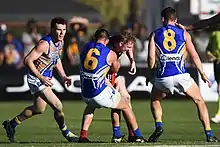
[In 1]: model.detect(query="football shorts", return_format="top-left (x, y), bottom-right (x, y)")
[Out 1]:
top-left (154, 73), bottom-right (194, 94)
top-left (27, 74), bottom-right (46, 94)
top-left (82, 86), bottom-right (121, 109)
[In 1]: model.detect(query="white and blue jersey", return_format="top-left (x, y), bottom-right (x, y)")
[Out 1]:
top-left (80, 42), bottom-right (111, 98)
top-left (154, 24), bottom-right (187, 78)
top-left (27, 34), bottom-right (62, 92)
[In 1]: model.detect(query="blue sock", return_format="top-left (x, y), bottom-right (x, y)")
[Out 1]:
top-left (113, 126), bottom-right (121, 137)
top-left (10, 116), bottom-right (22, 128)
top-left (133, 128), bottom-right (142, 137)
top-left (205, 130), bottom-right (213, 137)
top-left (155, 122), bottom-right (163, 128)
top-left (59, 124), bottom-right (69, 135)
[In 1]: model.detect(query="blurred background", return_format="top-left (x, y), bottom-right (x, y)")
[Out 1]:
top-left (0, 0), bottom-right (219, 101)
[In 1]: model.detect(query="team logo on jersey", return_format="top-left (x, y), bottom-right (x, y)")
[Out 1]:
top-left (160, 54), bottom-right (181, 62)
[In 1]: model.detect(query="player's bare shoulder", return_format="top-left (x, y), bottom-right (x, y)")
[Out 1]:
top-left (107, 50), bottom-right (117, 65)
top-left (35, 40), bottom-right (49, 52)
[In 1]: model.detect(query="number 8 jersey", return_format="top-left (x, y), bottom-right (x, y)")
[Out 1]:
top-left (80, 42), bottom-right (111, 98)
top-left (154, 24), bottom-right (187, 78)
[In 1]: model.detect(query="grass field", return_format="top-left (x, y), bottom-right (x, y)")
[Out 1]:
top-left (0, 100), bottom-right (220, 146)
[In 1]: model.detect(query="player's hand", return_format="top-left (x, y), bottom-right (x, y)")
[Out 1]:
top-left (128, 61), bottom-right (136, 75)
top-left (63, 76), bottom-right (72, 87)
top-left (201, 72), bottom-right (212, 88)
top-left (176, 23), bottom-right (186, 30)
top-left (40, 76), bottom-right (53, 87)
top-left (176, 23), bottom-right (193, 31)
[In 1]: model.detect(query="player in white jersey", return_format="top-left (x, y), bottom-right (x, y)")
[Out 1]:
top-left (2, 17), bottom-right (78, 143)
top-left (147, 7), bottom-right (219, 143)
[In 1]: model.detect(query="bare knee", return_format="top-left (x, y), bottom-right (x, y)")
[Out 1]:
top-left (151, 100), bottom-right (161, 108)
top-left (34, 108), bottom-right (45, 114)
top-left (193, 96), bottom-right (205, 105)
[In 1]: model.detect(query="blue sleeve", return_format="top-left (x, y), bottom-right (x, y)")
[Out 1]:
top-left (14, 40), bottom-right (23, 53)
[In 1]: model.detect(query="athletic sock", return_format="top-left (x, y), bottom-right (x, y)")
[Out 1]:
top-left (80, 129), bottom-right (88, 138)
top-left (113, 126), bottom-right (122, 137)
top-left (133, 128), bottom-right (142, 137)
top-left (205, 128), bottom-right (213, 137)
top-left (59, 124), bottom-right (69, 136)
top-left (10, 116), bottom-right (22, 128)
top-left (155, 121), bottom-right (163, 128)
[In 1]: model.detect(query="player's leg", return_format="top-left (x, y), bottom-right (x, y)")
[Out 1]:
top-left (185, 82), bottom-right (219, 142)
top-left (79, 103), bottom-right (96, 143)
top-left (111, 109), bottom-right (123, 142)
top-left (115, 90), bottom-right (145, 142)
top-left (116, 77), bottom-right (135, 141)
top-left (111, 77), bottom-right (125, 142)
top-left (211, 60), bottom-right (220, 123)
top-left (41, 87), bottom-right (78, 142)
top-left (148, 86), bottom-right (167, 142)
top-left (92, 86), bottom-right (144, 142)
top-left (2, 94), bottom-right (47, 143)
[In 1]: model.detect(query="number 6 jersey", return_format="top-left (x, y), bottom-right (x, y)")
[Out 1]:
top-left (154, 24), bottom-right (187, 78)
top-left (80, 42), bottom-right (111, 98)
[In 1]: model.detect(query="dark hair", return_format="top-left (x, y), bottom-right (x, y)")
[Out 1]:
top-left (93, 28), bottom-right (110, 41)
top-left (26, 19), bottom-right (37, 28)
top-left (161, 7), bottom-right (177, 22)
top-left (50, 17), bottom-right (67, 29)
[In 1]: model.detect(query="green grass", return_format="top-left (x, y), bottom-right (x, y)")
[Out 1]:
top-left (0, 100), bottom-right (220, 146)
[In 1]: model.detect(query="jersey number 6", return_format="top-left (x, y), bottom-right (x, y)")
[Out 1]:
top-left (84, 48), bottom-right (100, 70)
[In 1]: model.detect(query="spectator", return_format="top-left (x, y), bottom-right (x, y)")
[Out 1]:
top-left (67, 36), bottom-right (79, 65)
top-left (22, 19), bottom-right (41, 56)
top-left (135, 24), bottom-right (149, 63)
top-left (63, 16), bottom-right (88, 65)
top-left (132, 21), bottom-right (140, 37)
top-left (4, 32), bottom-right (23, 68)
top-left (0, 24), bottom-right (7, 65)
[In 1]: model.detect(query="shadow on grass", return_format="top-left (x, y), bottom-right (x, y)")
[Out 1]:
top-left (0, 140), bottom-right (106, 144)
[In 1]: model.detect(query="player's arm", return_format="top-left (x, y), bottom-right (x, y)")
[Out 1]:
top-left (148, 32), bottom-right (156, 69)
top-left (24, 40), bottom-right (48, 80)
top-left (24, 40), bottom-right (53, 86)
top-left (126, 47), bottom-right (136, 75)
top-left (55, 40), bottom-right (67, 79)
top-left (55, 58), bottom-right (72, 87)
top-left (107, 50), bottom-right (120, 73)
top-left (185, 31), bottom-right (211, 87)
top-left (55, 58), bottom-right (67, 79)
top-left (146, 32), bottom-right (156, 86)
top-left (186, 13), bottom-right (220, 30)
top-left (185, 31), bottom-right (204, 74)
top-left (126, 47), bottom-right (135, 63)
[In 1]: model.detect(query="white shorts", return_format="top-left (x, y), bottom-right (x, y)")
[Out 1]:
top-left (82, 86), bottom-right (121, 109)
top-left (27, 74), bottom-right (46, 94)
top-left (154, 73), bottom-right (194, 94)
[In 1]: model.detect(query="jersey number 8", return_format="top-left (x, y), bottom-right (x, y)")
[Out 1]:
top-left (163, 29), bottom-right (176, 51)
top-left (84, 48), bottom-right (100, 70)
